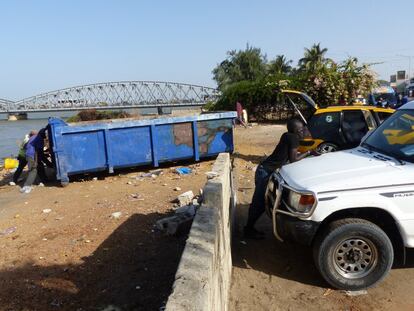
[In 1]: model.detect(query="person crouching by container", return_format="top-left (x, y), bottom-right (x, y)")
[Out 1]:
top-left (9, 131), bottom-right (37, 186)
top-left (243, 118), bottom-right (311, 239)
top-left (20, 128), bottom-right (47, 194)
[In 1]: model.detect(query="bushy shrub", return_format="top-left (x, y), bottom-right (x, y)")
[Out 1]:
top-left (66, 109), bottom-right (131, 122)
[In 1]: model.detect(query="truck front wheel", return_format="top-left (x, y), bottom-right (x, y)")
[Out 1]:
top-left (314, 218), bottom-right (394, 290)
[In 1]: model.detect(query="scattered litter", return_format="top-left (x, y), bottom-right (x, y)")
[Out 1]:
top-left (156, 212), bottom-right (194, 235)
top-left (14, 214), bottom-right (20, 219)
top-left (101, 305), bottom-right (122, 311)
top-left (93, 228), bottom-right (98, 231)
top-left (127, 181), bottom-right (133, 185)
top-left (42, 209), bottom-right (52, 214)
top-left (38, 182), bottom-right (45, 187)
top-left (174, 187), bottom-right (181, 191)
top-left (162, 183), bottom-right (168, 186)
top-left (323, 288), bottom-right (333, 296)
top-left (175, 167), bottom-right (192, 175)
top-left (344, 290), bottom-right (368, 296)
top-left (150, 169), bottom-right (163, 176)
top-left (177, 190), bottom-right (194, 207)
top-left (92, 177), bottom-right (98, 181)
top-left (39, 256), bottom-right (45, 260)
top-left (85, 239), bottom-right (91, 243)
top-left (55, 216), bottom-right (64, 221)
top-left (140, 172), bottom-right (153, 178)
top-left (0, 226), bottom-right (17, 236)
top-left (240, 240), bottom-right (247, 245)
top-left (42, 238), bottom-right (48, 241)
top-left (24, 202), bottom-right (28, 205)
top-left (135, 285), bottom-right (141, 290)
top-left (111, 212), bottom-right (122, 219)
top-left (205, 171), bottom-right (218, 179)
top-left (50, 299), bottom-right (62, 307)
top-left (174, 204), bottom-right (196, 216)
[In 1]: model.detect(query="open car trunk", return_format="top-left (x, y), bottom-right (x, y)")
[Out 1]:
top-left (281, 90), bottom-right (318, 125)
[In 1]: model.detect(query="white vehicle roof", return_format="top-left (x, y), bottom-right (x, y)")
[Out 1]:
top-left (399, 101), bottom-right (414, 110)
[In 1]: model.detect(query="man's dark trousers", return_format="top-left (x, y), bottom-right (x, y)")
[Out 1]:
top-left (13, 155), bottom-right (28, 183)
top-left (246, 164), bottom-right (273, 229)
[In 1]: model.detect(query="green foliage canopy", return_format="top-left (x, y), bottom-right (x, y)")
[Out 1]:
top-left (211, 43), bottom-right (378, 119)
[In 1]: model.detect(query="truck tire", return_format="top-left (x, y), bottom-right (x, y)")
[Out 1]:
top-left (313, 218), bottom-right (393, 290)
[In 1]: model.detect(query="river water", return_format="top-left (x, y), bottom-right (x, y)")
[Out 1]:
top-left (0, 111), bottom-right (78, 163)
top-left (0, 119), bottom-right (50, 162)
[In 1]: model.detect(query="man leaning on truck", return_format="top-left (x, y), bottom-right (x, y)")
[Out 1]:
top-left (244, 118), bottom-right (310, 239)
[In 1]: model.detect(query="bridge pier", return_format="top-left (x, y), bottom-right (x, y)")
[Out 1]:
top-left (8, 113), bottom-right (27, 121)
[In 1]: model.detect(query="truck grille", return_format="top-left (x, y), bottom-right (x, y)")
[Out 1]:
top-left (266, 173), bottom-right (289, 213)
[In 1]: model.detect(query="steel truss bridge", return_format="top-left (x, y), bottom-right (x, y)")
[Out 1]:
top-left (0, 81), bottom-right (219, 113)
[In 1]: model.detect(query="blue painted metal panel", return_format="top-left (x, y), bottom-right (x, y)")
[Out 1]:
top-left (198, 119), bottom-right (234, 156)
top-left (108, 127), bottom-right (152, 167)
top-left (156, 123), bottom-right (194, 162)
top-left (61, 131), bottom-right (107, 173)
top-left (48, 111), bottom-right (236, 183)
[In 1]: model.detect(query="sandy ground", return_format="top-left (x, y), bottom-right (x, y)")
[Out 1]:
top-left (3, 124), bottom-right (414, 311)
top-left (0, 160), bottom-right (214, 311)
top-left (230, 124), bottom-right (414, 311)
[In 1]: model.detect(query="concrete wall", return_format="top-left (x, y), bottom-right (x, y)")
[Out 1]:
top-left (166, 153), bottom-right (233, 311)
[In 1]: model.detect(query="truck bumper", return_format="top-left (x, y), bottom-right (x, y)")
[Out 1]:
top-left (275, 214), bottom-right (320, 246)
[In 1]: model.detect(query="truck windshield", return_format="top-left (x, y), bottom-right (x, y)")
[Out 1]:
top-left (362, 109), bottom-right (414, 163)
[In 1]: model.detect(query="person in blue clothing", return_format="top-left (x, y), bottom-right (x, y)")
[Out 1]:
top-left (20, 128), bottom-right (48, 193)
top-left (9, 131), bottom-right (37, 186)
top-left (244, 118), bottom-right (311, 239)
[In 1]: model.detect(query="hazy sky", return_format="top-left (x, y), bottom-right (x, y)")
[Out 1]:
top-left (1, 0), bottom-right (413, 100)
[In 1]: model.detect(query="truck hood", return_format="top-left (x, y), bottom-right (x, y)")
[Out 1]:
top-left (279, 147), bottom-right (414, 193)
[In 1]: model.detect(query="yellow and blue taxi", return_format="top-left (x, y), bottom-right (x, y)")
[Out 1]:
top-left (281, 90), bottom-right (395, 153)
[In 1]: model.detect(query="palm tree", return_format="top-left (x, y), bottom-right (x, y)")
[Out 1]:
top-left (268, 55), bottom-right (293, 75)
top-left (299, 43), bottom-right (329, 71)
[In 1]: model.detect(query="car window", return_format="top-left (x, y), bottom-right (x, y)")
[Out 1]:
top-left (308, 112), bottom-right (340, 138)
top-left (342, 110), bottom-right (368, 144)
top-left (364, 110), bottom-right (414, 162)
top-left (376, 111), bottom-right (393, 123)
top-left (362, 110), bottom-right (376, 130)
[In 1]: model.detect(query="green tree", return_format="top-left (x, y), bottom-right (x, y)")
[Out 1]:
top-left (209, 44), bottom-right (377, 119)
top-left (268, 55), bottom-right (293, 75)
top-left (212, 44), bottom-right (267, 90)
top-left (298, 43), bottom-right (330, 71)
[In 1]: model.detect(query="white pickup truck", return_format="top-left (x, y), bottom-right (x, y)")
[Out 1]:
top-left (265, 102), bottom-right (414, 290)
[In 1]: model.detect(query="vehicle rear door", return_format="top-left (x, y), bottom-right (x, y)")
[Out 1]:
top-left (308, 111), bottom-right (344, 145)
top-left (341, 110), bottom-right (369, 148)
top-left (281, 90), bottom-right (318, 125)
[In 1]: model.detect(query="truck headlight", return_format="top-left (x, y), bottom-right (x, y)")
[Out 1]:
top-left (287, 191), bottom-right (316, 214)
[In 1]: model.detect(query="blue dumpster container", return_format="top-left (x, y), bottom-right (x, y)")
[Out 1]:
top-left (48, 112), bottom-right (236, 185)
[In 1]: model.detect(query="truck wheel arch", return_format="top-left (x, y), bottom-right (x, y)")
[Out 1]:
top-left (313, 207), bottom-right (406, 266)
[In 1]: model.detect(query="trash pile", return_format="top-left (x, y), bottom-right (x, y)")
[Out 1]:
top-left (155, 189), bottom-right (203, 236)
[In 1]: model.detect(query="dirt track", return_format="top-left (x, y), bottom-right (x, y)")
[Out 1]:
top-left (2, 124), bottom-right (414, 311)
top-left (230, 124), bottom-right (414, 311)
top-left (0, 161), bottom-right (213, 311)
